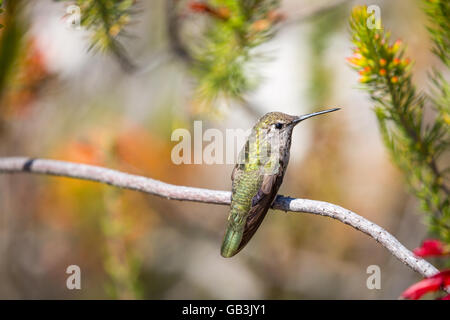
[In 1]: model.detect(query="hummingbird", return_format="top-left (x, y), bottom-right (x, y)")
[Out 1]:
top-left (221, 108), bottom-right (340, 258)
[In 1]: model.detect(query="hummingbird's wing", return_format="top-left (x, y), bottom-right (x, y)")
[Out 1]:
top-left (222, 136), bottom-right (282, 257)
top-left (237, 171), bottom-right (281, 252)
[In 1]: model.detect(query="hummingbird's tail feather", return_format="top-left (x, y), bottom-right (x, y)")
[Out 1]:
top-left (220, 228), bottom-right (243, 258)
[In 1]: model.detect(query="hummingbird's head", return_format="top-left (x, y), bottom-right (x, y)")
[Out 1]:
top-left (252, 108), bottom-right (340, 156)
top-left (243, 108), bottom-right (339, 172)
top-left (256, 108), bottom-right (340, 133)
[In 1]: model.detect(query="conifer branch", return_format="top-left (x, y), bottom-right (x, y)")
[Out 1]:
top-left (174, 0), bottom-right (282, 110)
top-left (59, 0), bottom-right (137, 72)
top-left (347, 5), bottom-right (450, 243)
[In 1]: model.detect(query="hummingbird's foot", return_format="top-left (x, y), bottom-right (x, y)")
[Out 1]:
top-left (272, 194), bottom-right (288, 213)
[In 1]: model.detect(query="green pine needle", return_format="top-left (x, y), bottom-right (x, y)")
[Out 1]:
top-left (189, 0), bottom-right (281, 110)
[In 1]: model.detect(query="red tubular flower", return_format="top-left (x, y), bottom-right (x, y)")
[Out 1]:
top-left (413, 239), bottom-right (448, 257)
top-left (189, 1), bottom-right (210, 13)
top-left (401, 270), bottom-right (450, 300)
top-left (189, 1), bottom-right (230, 20)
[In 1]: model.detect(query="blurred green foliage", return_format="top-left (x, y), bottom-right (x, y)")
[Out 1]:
top-left (0, 0), bottom-right (4, 29)
top-left (307, 6), bottom-right (346, 107)
top-left (0, 0), bottom-right (25, 104)
top-left (424, 0), bottom-right (449, 66)
top-left (348, 5), bottom-right (450, 243)
top-left (188, 0), bottom-right (281, 108)
top-left (57, 0), bottom-right (136, 71)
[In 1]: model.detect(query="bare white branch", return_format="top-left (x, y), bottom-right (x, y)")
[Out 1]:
top-left (0, 157), bottom-right (439, 278)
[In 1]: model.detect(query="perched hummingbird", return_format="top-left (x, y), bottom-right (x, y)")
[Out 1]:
top-left (221, 108), bottom-right (340, 258)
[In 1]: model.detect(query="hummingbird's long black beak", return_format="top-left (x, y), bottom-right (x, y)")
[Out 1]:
top-left (292, 107), bottom-right (340, 125)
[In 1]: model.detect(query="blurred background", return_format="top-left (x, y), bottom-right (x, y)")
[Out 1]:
top-left (0, 0), bottom-right (444, 299)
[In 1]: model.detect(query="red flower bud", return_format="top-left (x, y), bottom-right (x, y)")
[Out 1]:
top-left (189, 1), bottom-right (230, 20)
top-left (392, 39), bottom-right (402, 52)
top-left (401, 270), bottom-right (450, 300)
top-left (413, 239), bottom-right (448, 257)
top-left (359, 75), bottom-right (371, 83)
top-left (189, 1), bottom-right (209, 12)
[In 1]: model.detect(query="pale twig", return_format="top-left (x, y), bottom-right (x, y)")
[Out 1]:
top-left (0, 157), bottom-right (440, 278)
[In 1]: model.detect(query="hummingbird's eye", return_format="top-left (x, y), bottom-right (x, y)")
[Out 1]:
top-left (275, 123), bottom-right (283, 129)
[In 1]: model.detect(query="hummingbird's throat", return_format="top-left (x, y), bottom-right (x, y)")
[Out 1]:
top-left (236, 126), bottom-right (289, 175)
